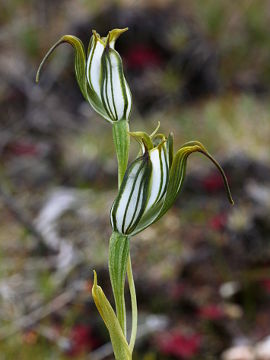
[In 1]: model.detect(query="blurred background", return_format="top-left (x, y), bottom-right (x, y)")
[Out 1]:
top-left (1, 0), bottom-right (270, 359)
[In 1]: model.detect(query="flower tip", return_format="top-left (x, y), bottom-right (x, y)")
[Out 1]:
top-left (35, 71), bottom-right (40, 84)
top-left (93, 270), bottom-right (97, 287)
top-left (92, 30), bottom-right (103, 43)
top-left (150, 121), bottom-right (161, 138)
top-left (108, 28), bottom-right (128, 44)
top-left (110, 27), bottom-right (128, 35)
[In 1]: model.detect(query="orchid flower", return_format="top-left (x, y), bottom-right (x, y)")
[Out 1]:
top-left (111, 126), bottom-right (234, 236)
top-left (36, 28), bottom-right (132, 123)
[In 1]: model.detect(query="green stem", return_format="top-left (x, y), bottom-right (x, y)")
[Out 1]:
top-left (111, 118), bottom-right (138, 355)
top-left (109, 232), bottom-right (130, 336)
top-left (127, 254), bottom-right (138, 353)
top-left (112, 119), bottom-right (130, 187)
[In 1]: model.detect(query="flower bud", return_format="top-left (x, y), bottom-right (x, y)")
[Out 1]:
top-left (110, 150), bottom-right (152, 235)
top-left (111, 132), bottom-right (170, 235)
top-left (36, 29), bottom-right (131, 123)
top-left (111, 129), bottom-right (234, 236)
top-left (87, 29), bottom-right (132, 122)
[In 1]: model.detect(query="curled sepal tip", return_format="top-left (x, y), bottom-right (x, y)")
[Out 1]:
top-left (36, 35), bottom-right (88, 100)
top-left (92, 271), bottom-right (131, 360)
top-left (158, 141), bottom-right (234, 221)
top-left (107, 28), bottom-right (129, 48)
top-left (179, 141), bottom-right (234, 205)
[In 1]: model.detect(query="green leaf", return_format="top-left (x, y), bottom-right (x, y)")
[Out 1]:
top-left (92, 271), bottom-right (131, 360)
top-left (108, 231), bottom-right (130, 336)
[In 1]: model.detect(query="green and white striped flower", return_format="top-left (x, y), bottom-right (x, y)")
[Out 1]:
top-left (111, 128), bottom-right (234, 236)
top-left (36, 28), bottom-right (131, 123)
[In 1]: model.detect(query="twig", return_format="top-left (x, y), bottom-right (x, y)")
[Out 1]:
top-left (0, 281), bottom-right (85, 341)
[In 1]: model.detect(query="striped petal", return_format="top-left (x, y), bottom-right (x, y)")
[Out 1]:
top-left (110, 151), bottom-right (152, 235)
top-left (86, 33), bottom-right (112, 121)
top-left (101, 46), bottom-right (132, 121)
top-left (86, 33), bottom-right (105, 99)
top-left (144, 141), bottom-right (169, 212)
top-left (111, 132), bottom-right (170, 236)
top-left (86, 28), bottom-right (131, 123)
top-left (128, 137), bottom-right (169, 236)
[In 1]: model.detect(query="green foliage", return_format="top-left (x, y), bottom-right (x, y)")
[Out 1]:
top-left (92, 271), bottom-right (131, 360)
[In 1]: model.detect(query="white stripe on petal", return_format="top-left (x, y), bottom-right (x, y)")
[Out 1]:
top-left (124, 80), bottom-right (132, 120)
top-left (130, 183), bottom-right (143, 230)
top-left (102, 50), bottom-right (132, 121)
top-left (113, 162), bottom-right (142, 232)
top-left (122, 170), bottom-right (144, 233)
top-left (109, 51), bottom-right (125, 120)
top-left (145, 148), bottom-right (162, 212)
top-left (145, 144), bottom-right (169, 212)
top-left (86, 39), bottom-right (104, 98)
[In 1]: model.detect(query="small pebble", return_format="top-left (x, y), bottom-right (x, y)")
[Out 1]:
top-left (221, 345), bottom-right (255, 360)
top-left (255, 336), bottom-right (270, 360)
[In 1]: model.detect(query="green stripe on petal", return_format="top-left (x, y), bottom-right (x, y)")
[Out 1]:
top-left (167, 132), bottom-right (174, 168)
top-left (86, 33), bottom-right (113, 122)
top-left (86, 33), bottom-right (104, 99)
top-left (144, 143), bottom-right (169, 212)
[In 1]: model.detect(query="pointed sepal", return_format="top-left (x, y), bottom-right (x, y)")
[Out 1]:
top-left (158, 141), bottom-right (234, 220)
top-left (36, 35), bottom-right (88, 100)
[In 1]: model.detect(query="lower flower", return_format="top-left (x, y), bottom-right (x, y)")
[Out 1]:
top-left (111, 127), bottom-right (233, 236)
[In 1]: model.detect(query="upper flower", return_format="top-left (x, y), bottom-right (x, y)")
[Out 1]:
top-left (36, 28), bottom-right (132, 123)
top-left (110, 126), bottom-right (234, 236)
